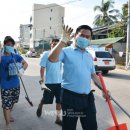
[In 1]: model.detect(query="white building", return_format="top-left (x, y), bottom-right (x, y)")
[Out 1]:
top-left (19, 24), bottom-right (30, 48)
top-left (30, 3), bottom-right (65, 48)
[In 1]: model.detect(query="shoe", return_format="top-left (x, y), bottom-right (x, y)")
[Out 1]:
top-left (36, 105), bottom-right (42, 117)
top-left (55, 119), bottom-right (62, 126)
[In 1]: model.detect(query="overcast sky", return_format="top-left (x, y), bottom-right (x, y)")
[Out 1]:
top-left (0, 0), bottom-right (128, 41)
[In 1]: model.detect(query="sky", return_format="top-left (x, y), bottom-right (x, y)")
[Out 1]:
top-left (0, 0), bottom-right (128, 42)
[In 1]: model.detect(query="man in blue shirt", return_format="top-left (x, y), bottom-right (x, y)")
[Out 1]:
top-left (49, 25), bottom-right (107, 130)
top-left (36, 39), bottom-right (62, 126)
top-left (0, 36), bottom-right (28, 130)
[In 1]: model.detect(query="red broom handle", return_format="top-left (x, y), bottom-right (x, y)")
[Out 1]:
top-left (98, 73), bottom-right (119, 126)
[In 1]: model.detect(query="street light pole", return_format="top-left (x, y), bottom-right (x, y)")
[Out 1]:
top-left (126, 0), bottom-right (130, 69)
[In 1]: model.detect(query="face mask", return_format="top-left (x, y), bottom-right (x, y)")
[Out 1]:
top-left (4, 46), bottom-right (14, 53)
top-left (76, 36), bottom-right (90, 49)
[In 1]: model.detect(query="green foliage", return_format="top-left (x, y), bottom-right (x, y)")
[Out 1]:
top-left (93, 0), bottom-right (119, 27)
top-left (17, 47), bottom-right (28, 54)
top-left (108, 2), bottom-right (128, 38)
top-left (108, 26), bottom-right (125, 37)
top-left (122, 3), bottom-right (128, 19)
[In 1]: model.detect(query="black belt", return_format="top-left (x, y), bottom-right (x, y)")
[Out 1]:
top-left (63, 88), bottom-right (95, 97)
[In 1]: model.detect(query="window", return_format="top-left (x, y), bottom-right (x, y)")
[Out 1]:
top-left (50, 17), bottom-right (52, 21)
top-left (30, 16), bottom-right (32, 23)
top-left (50, 26), bottom-right (51, 29)
top-left (62, 17), bottom-right (64, 24)
top-left (51, 9), bottom-right (53, 12)
top-left (30, 33), bottom-right (32, 38)
top-left (96, 52), bottom-right (112, 58)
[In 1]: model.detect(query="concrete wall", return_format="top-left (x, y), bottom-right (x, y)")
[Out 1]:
top-left (113, 42), bottom-right (126, 65)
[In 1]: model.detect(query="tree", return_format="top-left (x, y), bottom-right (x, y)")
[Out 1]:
top-left (93, 0), bottom-right (119, 27)
top-left (108, 2), bottom-right (128, 38)
top-left (108, 25), bottom-right (124, 37)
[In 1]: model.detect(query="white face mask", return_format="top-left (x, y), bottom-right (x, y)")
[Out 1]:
top-left (76, 36), bottom-right (90, 49)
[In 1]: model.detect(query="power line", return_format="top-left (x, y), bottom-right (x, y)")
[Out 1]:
top-left (33, 0), bottom-right (82, 11)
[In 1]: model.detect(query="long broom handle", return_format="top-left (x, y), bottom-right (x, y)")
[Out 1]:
top-left (98, 73), bottom-right (119, 126)
top-left (96, 73), bottom-right (130, 119)
top-left (111, 96), bottom-right (130, 118)
top-left (11, 53), bottom-right (30, 98)
top-left (11, 53), bottom-right (33, 106)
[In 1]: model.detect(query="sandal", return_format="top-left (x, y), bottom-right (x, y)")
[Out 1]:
top-left (6, 125), bottom-right (12, 130)
top-left (6, 128), bottom-right (12, 130)
top-left (10, 117), bottom-right (14, 122)
top-left (36, 105), bottom-right (42, 117)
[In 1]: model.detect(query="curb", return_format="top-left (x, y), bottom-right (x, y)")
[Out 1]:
top-left (116, 65), bottom-right (130, 70)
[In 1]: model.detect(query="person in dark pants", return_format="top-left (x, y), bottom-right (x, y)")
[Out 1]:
top-left (36, 39), bottom-right (62, 126)
top-left (48, 25), bottom-right (109, 130)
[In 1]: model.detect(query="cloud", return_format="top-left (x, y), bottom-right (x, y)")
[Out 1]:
top-left (0, 0), bottom-right (128, 41)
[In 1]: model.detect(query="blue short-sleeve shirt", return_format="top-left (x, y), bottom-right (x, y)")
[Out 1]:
top-left (59, 44), bottom-right (95, 94)
top-left (40, 51), bottom-right (62, 84)
top-left (0, 54), bottom-right (23, 89)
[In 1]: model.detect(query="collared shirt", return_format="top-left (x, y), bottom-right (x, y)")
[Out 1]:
top-left (59, 44), bottom-right (95, 94)
top-left (40, 51), bottom-right (62, 84)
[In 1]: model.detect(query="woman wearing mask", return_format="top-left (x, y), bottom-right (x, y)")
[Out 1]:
top-left (0, 36), bottom-right (28, 130)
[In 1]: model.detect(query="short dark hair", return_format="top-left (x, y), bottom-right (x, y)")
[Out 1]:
top-left (50, 38), bottom-right (59, 44)
top-left (4, 36), bottom-right (15, 46)
top-left (75, 25), bottom-right (93, 36)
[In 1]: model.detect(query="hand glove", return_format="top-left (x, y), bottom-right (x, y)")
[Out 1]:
top-left (60, 25), bottom-right (73, 44)
top-left (39, 79), bottom-right (44, 85)
top-left (102, 90), bottom-right (111, 100)
top-left (39, 80), bottom-right (51, 91)
top-left (18, 68), bottom-right (24, 77)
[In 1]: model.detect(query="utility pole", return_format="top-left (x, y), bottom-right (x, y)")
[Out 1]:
top-left (43, 29), bottom-right (45, 49)
top-left (126, 0), bottom-right (130, 69)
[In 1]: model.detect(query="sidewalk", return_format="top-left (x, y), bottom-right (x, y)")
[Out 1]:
top-left (116, 64), bottom-right (130, 70)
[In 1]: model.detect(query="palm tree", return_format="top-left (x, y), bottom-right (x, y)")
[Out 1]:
top-left (119, 2), bottom-right (128, 30)
top-left (108, 2), bottom-right (128, 38)
top-left (93, 0), bottom-right (119, 27)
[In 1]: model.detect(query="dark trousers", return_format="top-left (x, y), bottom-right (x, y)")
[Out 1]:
top-left (61, 89), bottom-right (97, 130)
top-left (41, 83), bottom-right (61, 104)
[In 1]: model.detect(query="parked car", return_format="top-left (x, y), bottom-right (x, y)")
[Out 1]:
top-left (25, 50), bottom-right (37, 57)
top-left (87, 49), bottom-right (116, 74)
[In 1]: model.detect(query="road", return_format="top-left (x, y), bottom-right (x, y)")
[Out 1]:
top-left (0, 57), bottom-right (130, 130)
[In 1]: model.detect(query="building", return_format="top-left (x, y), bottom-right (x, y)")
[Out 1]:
top-left (30, 3), bottom-right (65, 49)
top-left (19, 24), bottom-right (30, 48)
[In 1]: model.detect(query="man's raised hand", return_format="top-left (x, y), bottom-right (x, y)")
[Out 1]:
top-left (61, 25), bottom-right (73, 44)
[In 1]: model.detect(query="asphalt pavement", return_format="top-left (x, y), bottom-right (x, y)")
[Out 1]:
top-left (0, 57), bottom-right (130, 130)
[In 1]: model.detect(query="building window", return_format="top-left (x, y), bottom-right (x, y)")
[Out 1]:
top-left (51, 9), bottom-right (53, 12)
top-left (50, 17), bottom-right (52, 21)
top-left (30, 26), bottom-right (32, 30)
top-left (62, 17), bottom-right (64, 24)
top-left (50, 26), bottom-right (51, 29)
top-left (30, 33), bottom-right (32, 38)
top-left (30, 16), bottom-right (32, 23)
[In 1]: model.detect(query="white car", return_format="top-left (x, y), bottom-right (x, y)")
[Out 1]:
top-left (25, 50), bottom-right (37, 57)
top-left (87, 49), bottom-right (116, 74)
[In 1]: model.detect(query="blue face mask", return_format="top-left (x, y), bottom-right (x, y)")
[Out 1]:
top-left (76, 36), bottom-right (90, 49)
top-left (4, 46), bottom-right (14, 53)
